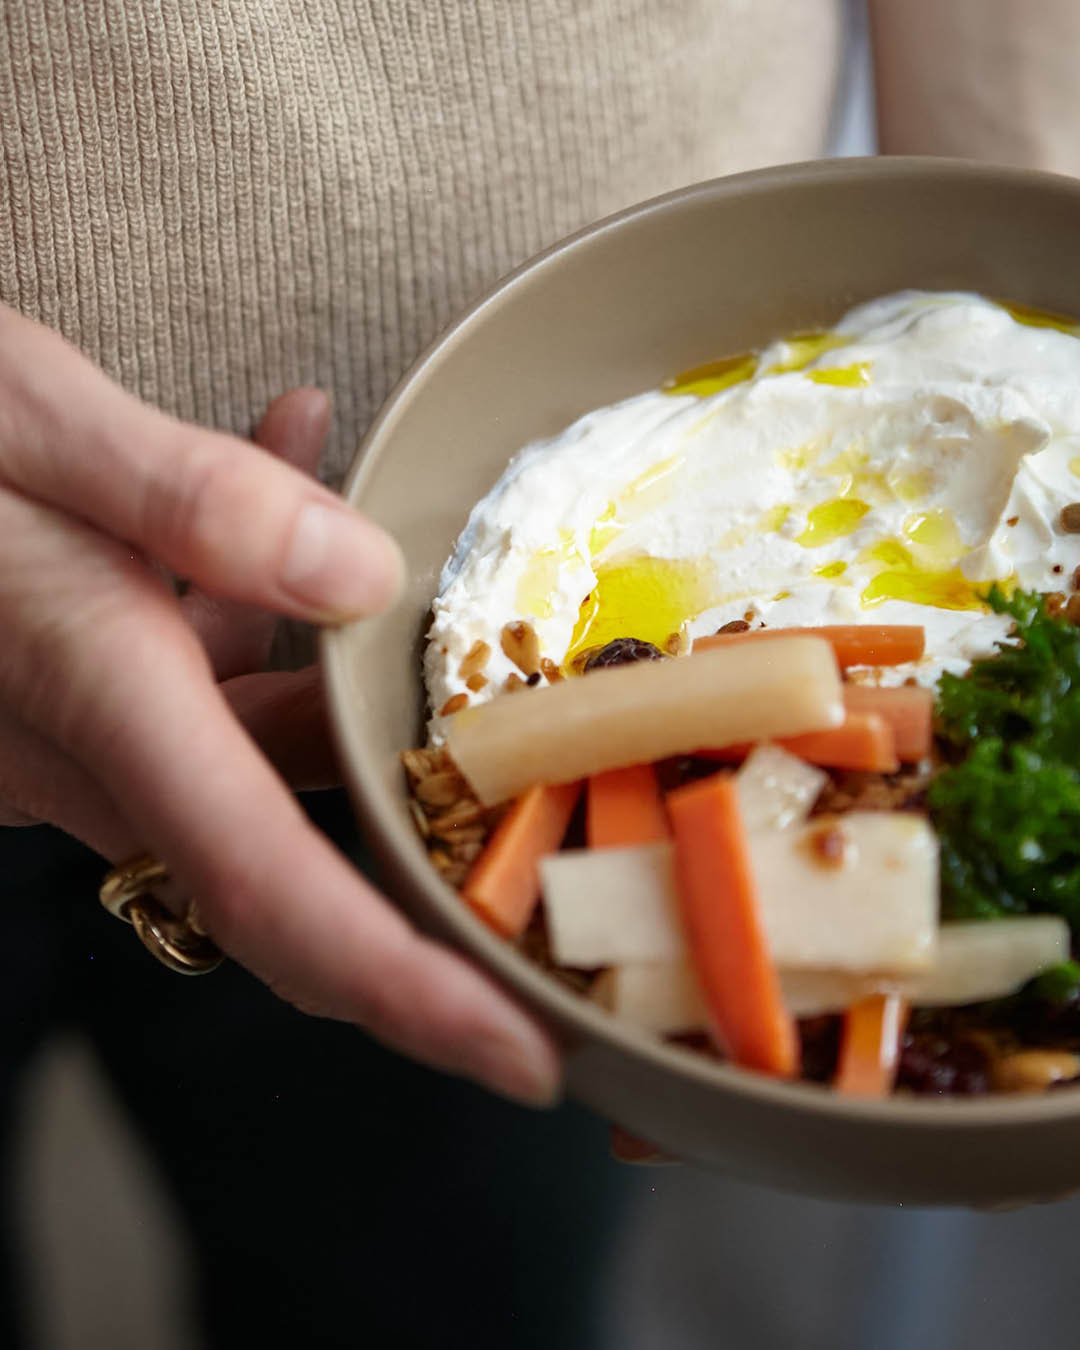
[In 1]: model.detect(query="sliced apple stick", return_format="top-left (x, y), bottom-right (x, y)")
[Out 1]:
top-left (733, 743), bottom-right (828, 833)
top-left (446, 637), bottom-right (843, 805)
top-left (593, 916), bottom-right (1071, 1033)
top-left (589, 962), bottom-right (892, 1033)
top-left (590, 961), bottom-right (707, 1034)
top-left (781, 969), bottom-right (911, 1018)
top-left (909, 916), bottom-right (1069, 1006)
top-left (541, 842), bottom-right (684, 967)
top-left (548, 750), bottom-right (819, 967)
top-left (542, 811), bottom-right (938, 974)
top-left (753, 812), bottom-right (937, 973)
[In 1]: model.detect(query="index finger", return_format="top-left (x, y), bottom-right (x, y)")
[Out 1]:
top-left (0, 308), bottom-right (402, 623)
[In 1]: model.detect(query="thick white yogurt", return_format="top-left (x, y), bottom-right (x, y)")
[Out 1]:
top-left (425, 292), bottom-right (1080, 734)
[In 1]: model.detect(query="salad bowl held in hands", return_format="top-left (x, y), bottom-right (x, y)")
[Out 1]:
top-left (324, 158), bottom-right (1080, 1206)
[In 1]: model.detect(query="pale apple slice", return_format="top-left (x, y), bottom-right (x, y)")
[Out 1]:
top-left (782, 920), bottom-right (1071, 1014)
top-left (447, 636), bottom-right (843, 805)
top-left (587, 960), bottom-right (878, 1032)
top-left (753, 812), bottom-right (938, 974)
top-left (542, 811), bottom-right (937, 974)
top-left (590, 961), bottom-right (706, 1034)
top-left (779, 969), bottom-right (907, 1017)
top-left (541, 842), bottom-right (682, 968)
top-left (908, 916), bottom-right (1069, 1007)
top-left (735, 743), bottom-right (827, 832)
top-left (594, 917), bottom-right (1070, 1032)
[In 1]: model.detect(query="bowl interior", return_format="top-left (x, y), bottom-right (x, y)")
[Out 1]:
top-left (324, 158), bottom-right (1080, 1167)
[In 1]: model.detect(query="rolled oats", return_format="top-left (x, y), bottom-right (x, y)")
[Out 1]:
top-left (428, 848), bottom-right (469, 887)
top-left (431, 798), bottom-right (485, 831)
top-left (402, 744), bottom-right (497, 887)
top-left (401, 747), bottom-right (441, 787)
top-left (430, 819), bottom-right (487, 845)
top-left (415, 770), bottom-right (468, 808)
top-left (407, 798), bottom-right (430, 839)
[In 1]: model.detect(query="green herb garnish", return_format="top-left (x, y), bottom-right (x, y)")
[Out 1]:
top-left (1026, 959), bottom-right (1080, 1005)
top-left (929, 587), bottom-right (1080, 925)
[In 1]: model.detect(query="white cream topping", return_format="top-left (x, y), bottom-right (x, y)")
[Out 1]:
top-left (425, 292), bottom-right (1080, 734)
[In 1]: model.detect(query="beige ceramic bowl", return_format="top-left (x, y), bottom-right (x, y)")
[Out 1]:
top-left (323, 157), bottom-right (1080, 1207)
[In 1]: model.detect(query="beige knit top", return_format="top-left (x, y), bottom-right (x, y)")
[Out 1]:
top-left (0, 1), bottom-right (841, 483)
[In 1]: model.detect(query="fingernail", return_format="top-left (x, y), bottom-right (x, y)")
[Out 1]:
top-left (282, 502), bottom-right (405, 618)
top-left (475, 1030), bottom-right (563, 1109)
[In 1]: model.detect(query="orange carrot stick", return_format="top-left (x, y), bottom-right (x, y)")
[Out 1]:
top-left (587, 764), bottom-right (670, 848)
top-left (841, 684), bottom-right (933, 762)
top-left (776, 712), bottom-right (899, 773)
top-left (696, 712), bottom-right (900, 773)
top-left (463, 781), bottom-right (582, 938)
top-left (834, 993), bottom-right (908, 1097)
top-left (667, 774), bottom-right (798, 1077)
top-left (695, 625), bottom-right (925, 669)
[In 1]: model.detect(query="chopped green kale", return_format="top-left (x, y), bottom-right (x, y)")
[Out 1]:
top-left (1026, 959), bottom-right (1080, 1005)
top-left (929, 587), bottom-right (1080, 928)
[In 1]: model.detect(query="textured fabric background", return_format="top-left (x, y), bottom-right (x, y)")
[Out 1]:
top-left (0, 0), bottom-right (841, 482)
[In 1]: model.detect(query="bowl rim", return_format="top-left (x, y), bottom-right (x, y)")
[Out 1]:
top-left (323, 154), bottom-right (1080, 1128)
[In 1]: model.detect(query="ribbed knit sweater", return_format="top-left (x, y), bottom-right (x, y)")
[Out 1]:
top-left (0, 1), bottom-right (840, 482)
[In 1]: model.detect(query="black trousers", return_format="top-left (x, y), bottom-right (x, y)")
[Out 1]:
top-left (1, 792), bottom-right (629, 1349)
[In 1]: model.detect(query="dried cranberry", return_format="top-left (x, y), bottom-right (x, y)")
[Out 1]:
top-left (582, 638), bottom-right (665, 671)
top-left (896, 1032), bottom-right (990, 1096)
top-left (799, 1016), bottom-right (842, 1083)
top-left (1014, 993), bottom-right (1080, 1044)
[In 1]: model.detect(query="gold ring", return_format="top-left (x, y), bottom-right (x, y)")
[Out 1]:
top-left (99, 854), bottom-right (224, 975)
